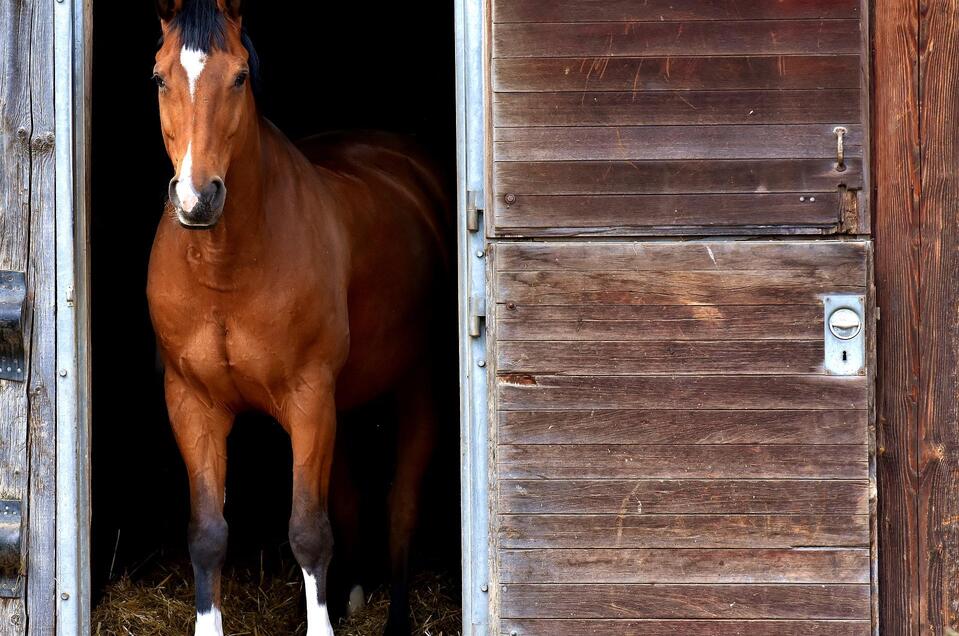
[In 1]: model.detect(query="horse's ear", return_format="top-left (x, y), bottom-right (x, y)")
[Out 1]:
top-left (156, 0), bottom-right (183, 22)
top-left (218, 0), bottom-right (242, 20)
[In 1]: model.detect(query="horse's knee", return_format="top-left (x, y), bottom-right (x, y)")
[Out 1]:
top-left (289, 507), bottom-right (334, 573)
top-left (188, 515), bottom-right (229, 570)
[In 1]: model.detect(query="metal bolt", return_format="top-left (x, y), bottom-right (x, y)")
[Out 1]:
top-left (511, 631), bottom-right (518, 636)
top-left (504, 193), bottom-right (517, 205)
top-left (506, 302), bottom-right (516, 310)
top-left (477, 360), bottom-right (486, 368)
top-left (59, 369), bottom-right (67, 377)
top-left (481, 584), bottom-right (489, 592)
top-left (476, 250), bottom-right (485, 258)
top-left (799, 196), bottom-right (806, 202)
top-left (810, 196), bottom-right (816, 202)
top-left (61, 592), bottom-right (69, 600)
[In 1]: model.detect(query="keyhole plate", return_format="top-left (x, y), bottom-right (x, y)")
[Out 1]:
top-left (822, 295), bottom-right (866, 376)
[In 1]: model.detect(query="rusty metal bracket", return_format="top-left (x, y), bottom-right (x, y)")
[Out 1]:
top-left (834, 126), bottom-right (848, 173)
top-left (0, 271), bottom-right (26, 382)
top-left (0, 500), bottom-right (23, 598)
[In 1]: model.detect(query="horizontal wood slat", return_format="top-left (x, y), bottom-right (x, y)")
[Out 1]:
top-left (495, 240), bottom-right (868, 272)
top-left (494, 90), bottom-right (862, 128)
top-left (498, 410), bottom-right (867, 445)
top-left (499, 548), bottom-right (871, 583)
top-left (499, 583), bottom-right (871, 618)
top-left (497, 375), bottom-right (868, 410)
top-left (500, 619), bottom-right (871, 636)
top-left (496, 271), bottom-right (861, 306)
top-left (501, 479), bottom-right (869, 515)
top-left (493, 56), bottom-right (861, 92)
top-left (493, 0), bottom-right (860, 23)
top-left (497, 340), bottom-right (824, 375)
top-left (495, 159), bottom-right (862, 195)
top-left (499, 444), bottom-right (867, 480)
top-left (499, 514), bottom-right (870, 549)
top-left (494, 125), bottom-right (863, 161)
top-left (498, 305), bottom-right (825, 341)
top-left (494, 21), bottom-right (861, 58)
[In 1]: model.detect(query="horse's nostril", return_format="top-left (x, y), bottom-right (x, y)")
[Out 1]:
top-left (202, 178), bottom-right (226, 209)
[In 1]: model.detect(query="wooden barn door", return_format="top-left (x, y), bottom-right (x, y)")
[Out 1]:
top-left (482, 1), bottom-right (875, 634)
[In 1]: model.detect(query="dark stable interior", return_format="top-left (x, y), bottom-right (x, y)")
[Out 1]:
top-left (90, 0), bottom-right (459, 612)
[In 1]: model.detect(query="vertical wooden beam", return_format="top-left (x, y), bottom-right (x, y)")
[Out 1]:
top-left (874, 0), bottom-right (921, 633)
top-left (919, 1), bottom-right (959, 633)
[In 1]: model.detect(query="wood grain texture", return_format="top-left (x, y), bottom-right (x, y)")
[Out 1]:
top-left (495, 241), bottom-right (869, 273)
top-left (497, 340), bottom-right (824, 375)
top-left (918, 0), bottom-right (959, 632)
top-left (493, 56), bottom-right (861, 92)
top-left (498, 305), bottom-right (825, 342)
top-left (494, 21), bottom-right (861, 58)
top-left (0, 0), bottom-right (56, 631)
top-left (499, 548), bottom-right (871, 584)
top-left (499, 515), bottom-right (870, 549)
top-left (495, 159), bottom-right (863, 196)
top-left (493, 90), bottom-right (863, 127)
top-left (494, 125), bottom-right (863, 162)
top-left (499, 583), bottom-right (871, 618)
top-left (493, 0), bottom-right (861, 23)
top-left (500, 479), bottom-right (870, 515)
top-left (873, 0), bottom-right (921, 633)
top-left (500, 619), bottom-right (871, 636)
top-left (498, 410), bottom-right (868, 445)
top-left (499, 444), bottom-right (868, 480)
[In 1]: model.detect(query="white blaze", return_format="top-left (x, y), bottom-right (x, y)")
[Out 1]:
top-left (180, 46), bottom-right (208, 101)
top-left (175, 142), bottom-right (200, 213)
top-left (194, 607), bottom-right (223, 636)
top-left (303, 570), bottom-right (335, 636)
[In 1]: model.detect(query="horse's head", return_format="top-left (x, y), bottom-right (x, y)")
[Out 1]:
top-left (154, 0), bottom-right (257, 228)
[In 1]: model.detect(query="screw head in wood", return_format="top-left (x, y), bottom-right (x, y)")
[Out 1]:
top-left (504, 193), bottom-right (516, 205)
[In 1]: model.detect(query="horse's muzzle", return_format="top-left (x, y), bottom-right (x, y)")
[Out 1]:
top-left (169, 176), bottom-right (226, 229)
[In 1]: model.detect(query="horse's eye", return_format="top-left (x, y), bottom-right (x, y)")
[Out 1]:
top-left (234, 72), bottom-right (248, 88)
top-left (153, 73), bottom-right (166, 89)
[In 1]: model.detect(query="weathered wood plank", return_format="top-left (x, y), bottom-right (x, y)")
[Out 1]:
top-left (499, 548), bottom-right (871, 583)
top-left (495, 240), bottom-right (867, 273)
top-left (498, 305), bottom-right (824, 342)
top-left (496, 271), bottom-right (863, 306)
top-left (918, 0), bottom-right (959, 631)
top-left (500, 619), bottom-right (871, 636)
top-left (501, 479), bottom-right (869, 515)
top-left (496, 340), bottom-right (824, 375)
top-left (498, 410), bottom-right (868, 445)
top-left (494, 21), bottom-right (861, 58)
top-left (499, 515), bottom-right (870, 549)
top-left (493, 193), bottom-right (842, 233)
top-left (495, 160), bottom-right (862, 196)
top-left (874, 0), bottom-right (921, 632)
top-left (493, 56), bottom-right (861, 92)
top-left (497, 375), bottom-right (868, 411)
top-left (494, 125), bottom-right (863, 162)
top-left (493, 90), bottom-right (863, 127)
top-left (493, 0), bottom-right (860, 23)
top-left (499, 444), bottom-right (868, 480)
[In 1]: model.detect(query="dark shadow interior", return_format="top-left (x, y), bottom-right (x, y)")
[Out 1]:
top-left (90, 0), bottom-right (458, 608)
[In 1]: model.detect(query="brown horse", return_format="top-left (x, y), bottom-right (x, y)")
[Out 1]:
top-left (146, 1), bottom-right (450, 634)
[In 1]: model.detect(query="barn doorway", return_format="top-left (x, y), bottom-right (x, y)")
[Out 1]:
top-left (88, 2), bottom-right (461, 633)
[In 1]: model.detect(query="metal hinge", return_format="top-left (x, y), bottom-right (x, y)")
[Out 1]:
top-left (466, 190), bottom-right (484, 233)
top-left (0, 499), bottom-right (23, 598)
top-left (0, 271), bottom-right (26, 382)
top-left (469, 293), bottom-right (486, 338)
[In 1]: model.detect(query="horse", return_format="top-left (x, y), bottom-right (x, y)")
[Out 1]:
top-left (145, 1), bottom-right (451, 634)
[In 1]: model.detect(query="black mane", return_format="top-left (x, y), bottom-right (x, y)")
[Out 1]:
top-left (163, 0), bottom-right (261, 92)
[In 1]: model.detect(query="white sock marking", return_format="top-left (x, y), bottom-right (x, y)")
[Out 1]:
top-left (175, 143), bottom-right (200, 213)
top-left (194, 607), bottom-right (223, 636)
top-left (303, 570), bottom-right (335, 636)
top-left (180, 46), bottom-right (208, 101)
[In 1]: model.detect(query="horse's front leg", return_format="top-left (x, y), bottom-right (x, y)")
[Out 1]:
top-left (165, 373), bottom-right (235, 636)
top-left (284, 378), bottom-right (338, 636)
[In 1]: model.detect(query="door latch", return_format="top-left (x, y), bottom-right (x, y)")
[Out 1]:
top-left (823, 295), bottom-right (865, 375)
top-left (0, 271), bottom-right (26, 382)
top-left (834, 127), bottom-right (847, 173)
top-left (0, 499), bottom-right (23, 598)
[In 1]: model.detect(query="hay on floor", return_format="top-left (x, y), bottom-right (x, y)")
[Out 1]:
top-left (92, 561), bottom-right (461, 636)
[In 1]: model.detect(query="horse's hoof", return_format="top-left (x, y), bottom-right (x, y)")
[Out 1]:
top-left (346, 584), bottom-right (366, 617)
